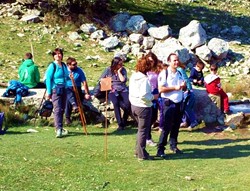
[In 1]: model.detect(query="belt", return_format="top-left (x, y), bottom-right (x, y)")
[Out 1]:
top-left (162, 98), bottom-right (181, 106)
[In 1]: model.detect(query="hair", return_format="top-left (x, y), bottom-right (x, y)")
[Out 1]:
top-left (66, 57), bottom-right (76, 65)
top-left (110, 57), bottom-right (123, 73)
top-left (145, 52), bottom-right (158, 66)
top-left (196, 60), bottom-right (205, 69)
top-left (52, 48), bottom-right (63, 58)
top-left (178, 62), bottom-right (186, 69)
top-left (210, 63), bottom-right (218, 71)
top-left (167, 53), bottom-right (178, 62)
top-left (136, 56), bottom-right (152, 74)
top-left (25, 52), bottom-right (33, 59)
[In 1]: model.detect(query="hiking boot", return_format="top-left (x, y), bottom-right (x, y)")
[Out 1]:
top-left (156, 149), bottom-right (167, 158)
top-left (146, 139), bottom-right (157, 147)
top-left (62, 129), bottom-right (69, 135)
top-left (72, 106), bottom-right (79, 113)
top-left (56, 129), bottom-right (62, 138)
top-left (180, 122), bottom-right (187, 128)
top-left (65, 117), bottom-right (72, 125)
top-left (224, 110), bottom-right (233, 115)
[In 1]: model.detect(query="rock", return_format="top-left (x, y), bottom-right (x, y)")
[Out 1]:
top-left (125, 15), bottom-right (148, 34)
top-left (20, 14), bottom-right (40, 23)
top-left (195, 44), bottom-right (212, 61)
top-left (142, 36), bottom-right (155, 50)
top-left (152, 37), bottom-right (190, 64)
top-left (109, 12), bottom-right (131, 32)
top-left (68, 31), bottom-right (82, 41)
top-left (148, 25), bottom-right (172, 40)
top-left (208, 38), bottom-right (229, 59)
top-left (129, 33), bottom-right (143, 44)
top-left (99, 36), bottom-right (119, 49)
top-left (179, 20), bottom-right (207, 50)
top-left (225, 112), bottom-right (244, 128)
top-left (90, 30), bottom-right (106, 40)
top-left (80, 23), bottom-right (97, 34)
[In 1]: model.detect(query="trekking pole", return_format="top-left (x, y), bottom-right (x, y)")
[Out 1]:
top-left (69, 72), bottom-right (87, 135)
top-left (33, 89), bottom-right (47, 126)
top-left (29, 38), bottom-right (35, 62)
top-left (104, 90), bottom-right (108, 159)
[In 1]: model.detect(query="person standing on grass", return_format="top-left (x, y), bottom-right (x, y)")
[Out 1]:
top-left (129, 56), bottom-right (159, 160)
top-left (156, 53), bottom-right (186, 158)
top-left (45, 48), bottom-right (68, 138)
top-left (145, 52), bottom-right (160, 147)
top-left (18, 52), bottom-right (45, 88)
top-left (65, 57), bottom-right (91, 125)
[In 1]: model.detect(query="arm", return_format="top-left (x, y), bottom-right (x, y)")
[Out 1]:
top-left (189, 68), bottom-right (197, 83)
top-left (45, 63), bottom-right (55, 99)
top-left (117, 67), bottom-right (126, 82)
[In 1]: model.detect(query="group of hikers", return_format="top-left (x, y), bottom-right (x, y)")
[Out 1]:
top-left (3, 48), bottom-right (232, 160)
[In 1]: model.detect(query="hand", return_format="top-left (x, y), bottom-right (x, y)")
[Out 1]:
top-left (85, 94), bottom-right (91, 100)
top-left (153, 94), bottom-right (159, 100)
top-left (193, 79), bottom-right (197, 83)
top-left (117, 66), bottom-right (123, 73)
top-left (47, 94), bottom-right (52, 100)
top-left (174, 85), bottom-right (181, 90)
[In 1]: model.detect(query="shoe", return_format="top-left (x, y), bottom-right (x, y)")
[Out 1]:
top-left (72, 106), bottom-right (79, 113)
top-left (116, 126), bottom-right (124, 131)
top-left (56, 129), bottom-right (62, 138)
top-left (170, 147), bottom-right (183, 154)
top-left (190, 121), bottom-right (199, 128)
top-left (146, 139), bottom-right (157, 147)
top-left (65, 117), bottom-right (72, 125)
top-left (180, 122), bottom-right (187, 128)
top-left (62, 129), bottom-right (69, 135)
top-left (224, 110), bottom-right (233, 115)
top-left (156, 150), bottom-right (167, 158)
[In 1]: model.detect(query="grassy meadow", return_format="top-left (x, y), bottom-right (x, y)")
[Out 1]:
top-left (1, 0), bottom-right (250, 190)
top-left (1, 124), bottom-right (250, 191)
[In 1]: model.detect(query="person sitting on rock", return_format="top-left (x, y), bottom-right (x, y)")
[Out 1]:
top-left (18, 52), bottom-right (45, 88)
top-left (189, 60), bottom-right (205, 87)
top-left (65, 57), bottom-right (91, 125)
top-left (204, 64), bottom-right (232, 115)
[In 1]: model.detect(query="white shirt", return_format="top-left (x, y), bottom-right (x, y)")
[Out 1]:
top-left (158, 68), bottom-right (184, 103)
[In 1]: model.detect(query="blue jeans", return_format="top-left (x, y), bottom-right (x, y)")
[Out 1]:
top-left (182, 91), bottom-right (197, 125)
top-left (158, 100), bottom-right (183, 151)
top-left (108, 91), bottom-right (131, 128)
top-left (65, 86), bottom-right (82, 118)
top-left (52, 88), bottom-right (67, 130)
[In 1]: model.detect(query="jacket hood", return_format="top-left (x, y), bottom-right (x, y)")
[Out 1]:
top-left (132, 71), bottom-right (147, 81)
top-left (204, 74), bottom-right (219, 84)
top-left (22, 59), bottom-right (35, 67)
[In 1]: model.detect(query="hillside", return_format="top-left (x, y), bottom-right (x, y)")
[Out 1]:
top-left (0, 0), bottom-right (250, 98)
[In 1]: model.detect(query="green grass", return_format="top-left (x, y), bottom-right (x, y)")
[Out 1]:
top-left (1, 124), bottom-right (250, 191)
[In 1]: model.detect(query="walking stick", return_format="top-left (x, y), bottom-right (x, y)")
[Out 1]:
top-left (100, 77), bottom-right (112, 159)
top-left (69, 72), bottom-right (87, 135)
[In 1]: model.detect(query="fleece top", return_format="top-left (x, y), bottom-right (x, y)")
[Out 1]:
top-left (18, 59), bottom-right (40, 88)
top-left (129, 71), bottom-right (153, 107)
top-left (45, 62), bottom-right (69, 95)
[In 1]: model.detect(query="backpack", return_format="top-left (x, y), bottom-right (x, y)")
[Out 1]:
top-left (39, 100), bottom-right (53, 118)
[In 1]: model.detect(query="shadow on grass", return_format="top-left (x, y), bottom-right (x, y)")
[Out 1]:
top-left (4, 130), bottom-right (30, 135)
top-left (172, 139), bottom-right (250, 160)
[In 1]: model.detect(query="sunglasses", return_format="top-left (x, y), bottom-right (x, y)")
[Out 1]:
top-left (210, 68), bottom-right (217, 71)
top-left (71, 62), bottom-right (77, 66)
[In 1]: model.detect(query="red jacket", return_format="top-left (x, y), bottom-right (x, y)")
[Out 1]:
top-left (204, 74), bottom-right (221, 94)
